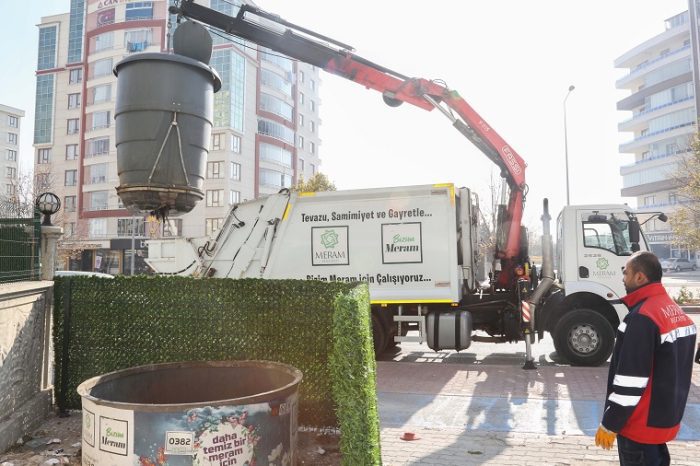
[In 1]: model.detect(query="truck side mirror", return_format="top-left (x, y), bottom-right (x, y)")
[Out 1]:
top-left (628, 220), bottom-right (640, 245)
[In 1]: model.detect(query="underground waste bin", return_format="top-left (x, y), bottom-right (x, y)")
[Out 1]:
top-left (77, 360), bottom-right (302, 465)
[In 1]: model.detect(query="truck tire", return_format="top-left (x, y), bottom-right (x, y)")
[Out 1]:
top-left (552, 309), bottom-right (614, 367)
top-left (371, 313), bottom-right (387, 357)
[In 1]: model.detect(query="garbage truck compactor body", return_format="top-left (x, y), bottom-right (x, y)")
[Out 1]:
top-left (146, 1), bottom-right (665, 366)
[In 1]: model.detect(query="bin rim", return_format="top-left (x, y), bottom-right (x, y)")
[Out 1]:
top-left (113, 52), bottom-right (222, 92)
top-left (76, 359), bottom-right (303, 412)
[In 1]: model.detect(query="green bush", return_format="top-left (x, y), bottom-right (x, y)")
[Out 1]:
top-left (674, 286), bottom-right (695, 304)
top-left (53, 276), bottom-right (380, 465)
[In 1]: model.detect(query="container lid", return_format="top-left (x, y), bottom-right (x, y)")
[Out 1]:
top-left (114, 52), bottom-right (222, 92)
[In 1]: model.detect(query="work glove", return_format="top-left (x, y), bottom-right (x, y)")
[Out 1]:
top-left (595, 424), bottom-right (616, 450)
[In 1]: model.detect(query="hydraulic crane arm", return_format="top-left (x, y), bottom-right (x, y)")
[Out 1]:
top-left (170, 0), bottom-right (528, 286)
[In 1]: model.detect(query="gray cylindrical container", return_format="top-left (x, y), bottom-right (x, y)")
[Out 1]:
top-left (77, 360), bottom-right (302, 466)
top-left (114, 53), bottom-right (221, 215)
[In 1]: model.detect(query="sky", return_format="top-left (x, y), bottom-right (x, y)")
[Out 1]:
top-left (1, 0), bottom-right (691, 230)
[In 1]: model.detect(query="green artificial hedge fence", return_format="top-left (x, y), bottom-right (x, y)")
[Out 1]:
top-left (53, 276), bottom-right (381, 465)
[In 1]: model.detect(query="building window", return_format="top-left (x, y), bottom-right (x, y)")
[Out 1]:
top-left (69, 68), bottom-right (82, 84)
top-left (207, 161), bottom-right (223, 179)
top-left (7, 133), bottom-right (17, 145)
top-left (65, 169), bottom-right (78, 186)
top-left (89, 218), bottom-right (107, 238)
top-left (117, 218), bottom-right (146, 237)
top-left (310, 163), bottom-right (316, 175)
top-left (310, 120), bottom-right (315, 133)
top-left (230, 162), bottom-right (241, 181)
top-left (37, 148), bottom-right (51, 164)
top-left (212, 133), bottom-right (222, 150)
top-left (310, 79), bottom-right (315, 91)
top-left (67, 119), bottom-right (80, 135)
top-left (65, 222), bottom-right (76, 237)
top-left (259, 143), bottom-right (292, 167)
top-left (230, 134), bottom-right (241, 153)
top-left (309, 141), bottom-right (315, 154)
top-left (299, 158), bottom-right (305, 171)
top-left (206, 189), bottom-right (224, 207)
top-left (37, 25), bottom-right (58, 70)
top-left (6, 184), bottom-right (16, 196)
top-left (92, 84), bottom-right (111, 104)
top-left (669, 193), bottom-right (678, 205)
top-left (298, 135), bottom-right (304, 149)
top-left (6, 149), bottom-right (17, 161)
top-left (299, 92), bottom-right (305, 104)
top-left (205, 218), bottom-right (224, 235)
top-left (260, 93), bottom-right (293, 121)
top-left (68, 93), bottom-right (81, 109)
top-left (643, 195), bottom-right (655, 207)
top-left (126, 2), bottom-right (153, 21)
top-left (91, 111), bottom-right (110, 130)
top-left (66, 144), bottom-right (79, 160)
top-left (91, 57), bottom-right (113, 78)
top-left (86, 163), bottom-right (107, 184)
top-left (257, 119), bottom-right (294, 144)
top-left (5, 167), bottom-right (16, 179)
top-left (125, 29), bottom-right (153, 53)
top-left (299, 70), bottom-right (305, 83)
top-left (298, 113), bottom-right (304, 127)
top-left (259, 68), bottom-right (292, 97)
top-left (34, 74), bottom-right (54, 144)
top-left (87, 137), bottom-right (109, 157)
top-left (7, 115), bottom-right (18, 128)
top-left (93, 31), bottom-right (114, 52)
top-left (229, 190), bottom-right (240, 205)
top-left (259, 168), bottom-right (291, 188)
top-left (87, 191), bottom-right (109, 210)
top-left (64, 195), bottom-right (77, 212)
top-left (310, 100), bottom-right (316, 112)
top-left (35, 173), bottom-right (50, 190)
top-left (211, 48), bottom-right (246, 131)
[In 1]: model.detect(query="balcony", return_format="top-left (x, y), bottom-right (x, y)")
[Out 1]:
top-left (618, 121), bottom-right (695, 153)
top-left (618, 96), bottom-right (694, 129)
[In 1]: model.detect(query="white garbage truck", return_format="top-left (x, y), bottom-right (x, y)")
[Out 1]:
top-left (120, 1), bottom-right (668, 367)
top-left (146, 182), bottom-right (664, 367)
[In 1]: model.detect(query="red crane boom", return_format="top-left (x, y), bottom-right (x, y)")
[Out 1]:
top-left (171, 1), bottom-right (528, 287)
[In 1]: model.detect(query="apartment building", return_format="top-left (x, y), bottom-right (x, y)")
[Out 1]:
top-left (615, 6), bottom-right (697, 261)
top-left (34, 0), bottom-right (322, 274)
top-left (0, 104), bottom-right (24, 200)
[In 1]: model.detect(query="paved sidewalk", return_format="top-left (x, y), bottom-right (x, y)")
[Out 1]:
top-left (376, 361), bottom-right (700, 465)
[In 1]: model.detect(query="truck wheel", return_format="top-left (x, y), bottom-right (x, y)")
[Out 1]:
top-left (553, 309), bottom-right (614, 367)
top-left (371, 313), bottom-right (387, 357)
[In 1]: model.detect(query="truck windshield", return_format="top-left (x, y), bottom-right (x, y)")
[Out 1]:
top-left (582, 220), bottom-right (634, 256)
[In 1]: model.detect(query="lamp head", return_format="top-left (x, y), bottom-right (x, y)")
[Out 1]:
top-left (35, 192), bottom-right (61, 226)
top-left (568, 85), bottom-right (575, 92)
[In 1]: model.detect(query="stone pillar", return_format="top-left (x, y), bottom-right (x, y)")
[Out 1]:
top-left (41, 225), bottom-right (63, 280)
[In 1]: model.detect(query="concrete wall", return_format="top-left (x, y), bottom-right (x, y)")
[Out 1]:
top-left (0, 281), bottom-right (54, 453)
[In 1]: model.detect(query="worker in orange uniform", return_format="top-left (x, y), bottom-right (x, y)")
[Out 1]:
top-left (595, 251), bottom-right (696, 465)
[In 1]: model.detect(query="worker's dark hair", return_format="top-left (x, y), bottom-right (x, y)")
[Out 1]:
top-left (628, 251), bottom-right (662, 283)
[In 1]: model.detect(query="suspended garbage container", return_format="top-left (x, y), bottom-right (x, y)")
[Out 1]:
top-left (77, 360), bottom-right (302, 465)
top-left (113, 24), bottom-right (221, 216)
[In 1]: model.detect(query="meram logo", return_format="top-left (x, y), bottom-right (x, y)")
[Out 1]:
top-left (320, 230), bottom-right (339, 249)
top-left (596, 258), bottom-right (609, 270)
top-left (312, 226), bottom-right (349, 265)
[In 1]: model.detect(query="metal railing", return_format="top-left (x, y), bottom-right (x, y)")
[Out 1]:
top-left (0, 207), bottom-right (42, 283)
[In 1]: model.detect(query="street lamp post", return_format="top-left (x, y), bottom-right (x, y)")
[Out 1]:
top-left (563, 85), bottom-right (575, 205)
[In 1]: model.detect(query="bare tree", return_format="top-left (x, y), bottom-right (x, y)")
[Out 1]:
top-left (669, 135), bottom-right (700, 252)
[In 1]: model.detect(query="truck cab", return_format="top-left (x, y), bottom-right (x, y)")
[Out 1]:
top-left (541, 205), bottom-right (654, 366)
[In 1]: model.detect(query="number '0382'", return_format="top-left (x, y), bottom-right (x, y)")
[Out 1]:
top-left (168, 437), bottom-right (191, 445)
